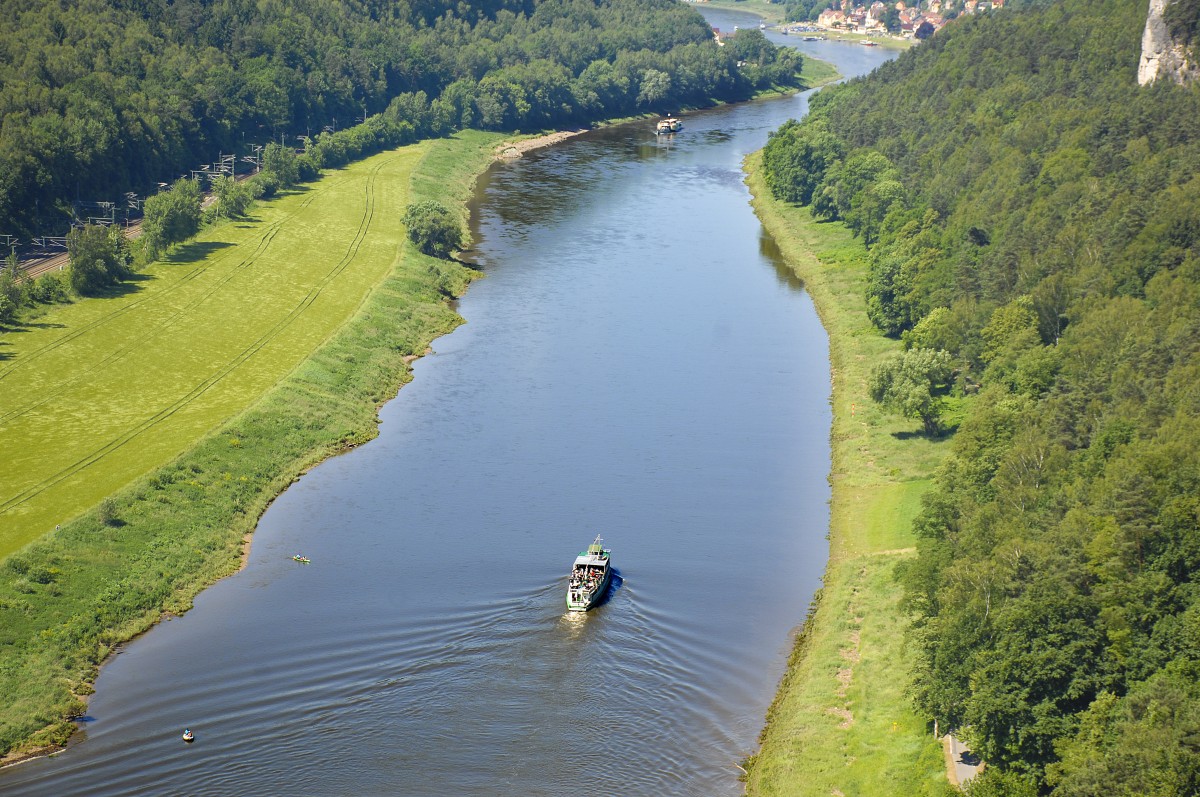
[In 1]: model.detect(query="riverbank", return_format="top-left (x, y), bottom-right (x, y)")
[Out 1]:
top-left (494, 128), bottom-right (591, 160)
top-left (0, 130), bottom-right (506, 764)
top-left (741, 153), bottom-right (950, 796)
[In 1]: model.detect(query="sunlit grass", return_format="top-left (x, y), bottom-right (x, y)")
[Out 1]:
top-left (800, 55), bottom-right (842, 89)
top-left (0, 146), bottom-right (428, 557)
top-left (743, 152), bottom-right (952, 796)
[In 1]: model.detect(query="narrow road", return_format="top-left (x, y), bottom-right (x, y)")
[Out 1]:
top-left (944, 733), bottom-right (984, 786)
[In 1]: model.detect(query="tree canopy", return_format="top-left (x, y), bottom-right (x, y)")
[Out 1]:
top-left (402, 201), bottom-right (464, 258)
top-left (0, 0), bottom-right (801, 240)
top-left (66, 224), bottom-right (129, 296)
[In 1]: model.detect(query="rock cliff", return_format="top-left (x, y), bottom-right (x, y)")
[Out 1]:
top-left (1139, 0), bottom-right (1200, 85)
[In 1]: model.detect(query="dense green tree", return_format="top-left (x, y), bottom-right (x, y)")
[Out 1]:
top-left (761, 120), bottom-right (845, 206)
top-left (1048, 671), bottom-right (1200, 797)
top-left (1163, 0), bottom-right (1200, 47)
top-left (66, 224), bottom-right (129, 296)
top-left (0, 263), bottom-right (20, 326)
top-left (0, 0), bottom-right (799, 239)
top-left (402, 201), bottom-right (464, 258)
top-left (783, 0), bottom-right (834, 23)
top-left (882, 7), bottom-right (901, 33)
top-left (636, 69), bottom-right (672, 108)
top-left (868, 348), bottom-right (954, 435)
top-left (760, 4), bottom-right (1200, 785)
top-left (727, 29), bottom-right (774, 66)
top-left (210, 175), bottom-right (252, 219)
top-left (140, 179), bottom-right (202, 259)
top-left (261, 143), bottom-right (300, 188)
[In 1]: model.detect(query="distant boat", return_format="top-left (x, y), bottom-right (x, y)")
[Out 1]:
top-left (182, 728), bottom-right (194, 743)
top-left (861, 40), bottom-right (879, 46)
top-left (292, 554), bottom-right (310, 564)
top-left (566, 536), bottom-right (612, 611)
top-left (655, 116), bottom-right (683, 135)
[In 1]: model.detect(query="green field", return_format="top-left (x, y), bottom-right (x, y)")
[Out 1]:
top-left (1, 144), bottom-right (438, 558)
top-left (742, 153), bottom-right (953, 796)
top-left (0, 130), bottom-right (505, 758)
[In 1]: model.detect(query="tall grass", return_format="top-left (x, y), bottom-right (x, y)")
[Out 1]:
top-left (0, 131), bottom-right (505, 760)
top-left (741, 152), bottom-right (953, 797)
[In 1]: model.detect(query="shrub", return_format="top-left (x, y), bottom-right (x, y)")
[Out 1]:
top-left (98, 497), bottom-right (119, 526)
top-left (402, 201), bottom-right (464, 258)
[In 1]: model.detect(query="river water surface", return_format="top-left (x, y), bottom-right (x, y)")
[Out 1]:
top-left (0, 19), bottom-right (893, 796)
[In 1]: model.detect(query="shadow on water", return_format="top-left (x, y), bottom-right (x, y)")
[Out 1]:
top-left (759, 228), bottom-right (805, 292)
top-left (599, 569), bottom-right (624, 608)
top-left (471, 139), bottom-right (624, 232)
top-left (701, 129), bottom-right (734, 145)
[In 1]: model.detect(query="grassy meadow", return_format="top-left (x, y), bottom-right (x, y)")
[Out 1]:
top-left (796, 51), bottom-right (841, 88)
top-left (0, 146), bottom-right (425, 556)
top-left (742, 153), bottom-right (953, 796)
top-left (0, 130), bottom-right (505, 759)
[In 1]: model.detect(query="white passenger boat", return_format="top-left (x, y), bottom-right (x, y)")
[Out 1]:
top-left (566, 536), bottom-right (612, 611)
top-left (655, 116), bottom-right (683, 134)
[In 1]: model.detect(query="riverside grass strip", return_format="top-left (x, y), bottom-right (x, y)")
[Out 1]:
top-left (742, 152), bottom-right (951, 797)
top-left (0, 130), bottom-right (505, 760)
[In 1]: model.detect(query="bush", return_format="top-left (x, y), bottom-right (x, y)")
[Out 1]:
top-left (261, 142), bottom-right (299, 187)
top-left (248, 172), bottom-right (279, 199)
top-left (141, 179), bottom-right (202, 259)
top-left (402, 201), bottom-right (464, 258)
top-left (211, 174), bottom-right (253, 218)
top-left (98, 497), bottom-right (119, 526)
top-left (66, 224), bottom-right (130, 296)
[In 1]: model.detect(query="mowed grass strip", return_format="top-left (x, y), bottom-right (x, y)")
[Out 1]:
top-left (0, 146), bottom-right (425, 557)
top-left (742, 152), bottom-right (951, 797)
top-left (0, 131), bottom-right (505, 758)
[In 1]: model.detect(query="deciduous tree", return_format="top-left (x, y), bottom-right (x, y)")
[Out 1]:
top-left (869, 347), bottom-right (954, 435)
top-left (140, 179), bottom-right (202, 259)
top-left (402, 201), bottom-right (464, 259)
top-left (66, 224), bottom-right (129, 296)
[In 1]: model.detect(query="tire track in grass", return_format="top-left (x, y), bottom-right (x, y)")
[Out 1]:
top-left (0, 186), bottom-right (327, 385)
top-left (0, 157), bottom-right (388, 519)
top-left (0, 266), bottom-right (206, 382)
top-left (0, 222), bottom-right (287, 426)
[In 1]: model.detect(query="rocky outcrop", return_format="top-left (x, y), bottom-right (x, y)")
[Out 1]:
top-left (1139, 0), bottom-right (1200, 85)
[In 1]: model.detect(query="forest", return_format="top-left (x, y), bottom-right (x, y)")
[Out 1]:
top-left (761, 0), bottom-right (1200, 794)
top-left (0, 0), bottom-right (800, 240)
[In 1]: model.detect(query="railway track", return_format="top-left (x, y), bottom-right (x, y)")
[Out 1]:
top-left (10, 168), bottom-right (247, 282)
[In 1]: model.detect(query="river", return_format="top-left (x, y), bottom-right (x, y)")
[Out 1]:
top-left (0, 17), bottom-right (894, 796)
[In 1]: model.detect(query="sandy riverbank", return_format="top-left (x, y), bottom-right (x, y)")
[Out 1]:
top-left (493, 128), bottom-right (592, 160)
